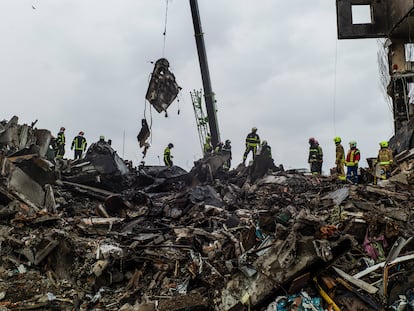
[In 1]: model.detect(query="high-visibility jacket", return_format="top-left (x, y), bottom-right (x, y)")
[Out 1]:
top-left (245, 132), bottom-right (260, 147)
top-left (222, 144), bottom-right (231, 154)
top-left (57, 131), bottom-right (65, 146)
top-left (377, 147), bottom-right (393, 166)
top-left (164, 147), bottom-right (173, 166)
top-left (345, 148), bottom-right (360, 166)
top-left (71, 135), bottom-right (87, 151)
top-left (204, 142), bottom-right (213, 154)
top-left (308, 143), bottom-right (320, 163)
top-left (317, 145), bottom-right (323, 161)
top-left (335, 143), bottom-right (345, 164)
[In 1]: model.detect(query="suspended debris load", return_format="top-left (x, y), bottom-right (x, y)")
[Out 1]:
top-left (145, 58), bottom-right (181, 113)
top-left (137, 118), bottom-right (150, 158)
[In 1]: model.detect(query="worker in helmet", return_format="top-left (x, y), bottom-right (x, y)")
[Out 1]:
top-left (71, 131), bottom-right (87, 160)
top-left (164, 143), bottom-right (174, 167)
top-left (222, 139), bottom-right (232, 170)
top-left (333, 136), bottom-right (345, 180)
top-left (315, 140), bottom-right (323, 174)
top-left (203, 134), bottom-right (213, 156)
top-left (377, 141), bottom-right (393, 179)
top-left (55, 127), bottom-right (66, 159)
top-left (250, 140), bottom-right (275, 181)
top-left (214, 141), bottom-right (224, 153)
top-left (308, 137), bottom-right (322, 175)
top-left (345, 141), bottom-right (360, 184)
top-left (243, 127), bottom-right (260, 165)
top-left (260, 140), bottom-right (272, 159)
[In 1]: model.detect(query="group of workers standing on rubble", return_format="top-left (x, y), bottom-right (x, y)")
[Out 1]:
top-left (52, 127), bottom-right (88, 160)
top-left (308, 136), bottom-right (394, 184)
top-left (165, 126), bottom-right (274, 171)
top-left (165, 127), bottom-right (394, 185)
top-left (52, 127), bottom-right (110, 160)
top-left (54, 126), bottom-right (394, 183)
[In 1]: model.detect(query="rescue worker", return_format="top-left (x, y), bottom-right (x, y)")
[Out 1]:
top-left (164, 143), bottom-right (174, 167)
top-left (97, 135), bottom-right (106, 145)
top-left (333, 136), bottom-right (345, 180)
top-left (222, 139), bottom-right (232, 170)
top-left (250, 140), bottom-right (275, 181)
top-left (71, 131), bottom-right (87, 160)
top-left (243, 127), bottom-right (260, 164)
top-left (345, 141), bottom-right (360, 184)
top-left (214, 141), bottom-right (224, 153)
top-left (308, 137), bottom-right (322, 175)
top-left (377, 141), bottom-right (393, 179)
top-left (55, 127), bottom-right (66, 159)
top-left (315, 140), bottom-right (323, 174)
top-left (260, 140), bottom-right (272, 159)
top-left (203, 135), bottom-right (213, 156)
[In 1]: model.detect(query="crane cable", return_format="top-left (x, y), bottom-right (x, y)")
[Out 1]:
top-left (162, 0), bottom-right (170, 57)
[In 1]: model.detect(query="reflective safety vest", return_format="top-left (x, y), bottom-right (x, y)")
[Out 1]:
top-left (57, 132), bottom-right (65, 146)
top-left (245, 132), bottom-right (260, 147)
top-left (308, 143), bottom-right (320, 162)
top-left (204, 142), bottom-right (213, 154)
top-left (317, 145), bottom-right (323, 161)
top-left (378, 148), bottom-right (393, 166)
top-left (72, 135), bottom-right (87, 151)
top-left (346, 148), bottom-right (360, 166)
top-left (222, 145), bottom-right (231, 153)
top-left (164, 147), bottom-right (172, 166)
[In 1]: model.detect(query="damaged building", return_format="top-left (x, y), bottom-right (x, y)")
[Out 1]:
top-left (0, 116), bottom-right (413, 311)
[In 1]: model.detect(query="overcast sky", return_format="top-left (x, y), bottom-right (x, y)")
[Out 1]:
top-left (0, 0), bottom-right (394, 172)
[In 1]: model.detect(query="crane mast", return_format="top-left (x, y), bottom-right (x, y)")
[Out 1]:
top-left (189, 0), bottom-right (220, 148)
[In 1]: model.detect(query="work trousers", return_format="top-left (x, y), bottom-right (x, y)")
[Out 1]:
top-left (310, 161), bottom-right (321, 175)
top-left (336, 161), bottom-right (345, 178)
top-left (347, 166), bottom-right (358, 184)
top-left (164, 158), bottom-right (173, 167)
top-left (74, 149), bottom-right (83, 160)
top-left (243, 145), bottom-right (257, 162)
top-left (55, 144), bottom-right (65, 159)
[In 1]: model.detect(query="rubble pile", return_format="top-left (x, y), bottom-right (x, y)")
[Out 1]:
top-left (0, 117), bottom-right (413, 310)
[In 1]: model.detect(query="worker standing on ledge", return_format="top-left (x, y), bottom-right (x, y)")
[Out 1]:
top-left (203, 134), bottom-right (213, 156)
top-left (222, 139), bottom-right (232, 170)
top-left (345, 141), bottom-right (360, 184)
top-left (243, 127), bottom-right (260, 165)
top-left (377, 141), bottom-right (393, 179)
top-left (55, 127), bottom-right (66, 159)
top-left (308, 137), bottom-right (321, 175)
top-left (71, 131), bottom-right (87, 160)
top-left (333, 136), bottom-right (345, 180)
top-left (164, 143), bottom-right (174, 167)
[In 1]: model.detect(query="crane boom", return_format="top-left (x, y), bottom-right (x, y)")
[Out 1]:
top-left (189, 0), bottom-right (220, 147)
